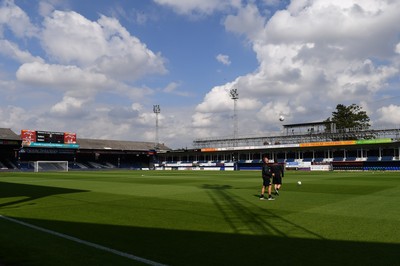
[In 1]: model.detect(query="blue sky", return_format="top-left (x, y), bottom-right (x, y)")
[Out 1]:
top-left (1, 0), bottom-right (400, 149)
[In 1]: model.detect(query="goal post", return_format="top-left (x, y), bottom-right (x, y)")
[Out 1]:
top-left (33, 161), bottom-right (69, 172)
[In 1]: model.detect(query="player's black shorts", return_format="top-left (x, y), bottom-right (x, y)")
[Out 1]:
top-left (262, 176), bottom-right (271, 186)
top-left (273, 176), bottom-right (282, 185)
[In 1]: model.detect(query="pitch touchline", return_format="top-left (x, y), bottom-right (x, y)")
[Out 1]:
top-left (0, 215), bottom-right (167, 266)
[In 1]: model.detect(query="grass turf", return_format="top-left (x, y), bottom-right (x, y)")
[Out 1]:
top-left (0, 170), bottom-right (399, 265)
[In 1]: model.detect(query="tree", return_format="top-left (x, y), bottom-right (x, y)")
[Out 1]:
top-left (328, 104), bottom-right (370, 129)
top-left (324, 104), bottom-right (372, 140)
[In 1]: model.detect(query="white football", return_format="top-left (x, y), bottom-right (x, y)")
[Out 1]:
top-left (279, 115), bottom-right (285, 121)
top-left (297, 181), bottom-right (302, 185)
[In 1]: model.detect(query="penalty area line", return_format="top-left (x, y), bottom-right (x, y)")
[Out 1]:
top-left (0, 215), bottom-right (167, 266)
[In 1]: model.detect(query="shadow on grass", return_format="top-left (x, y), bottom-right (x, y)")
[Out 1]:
top-left (0, 181), bottom-right (88, 209)
top-left (0, 216), bottom-right (399, 266)
top-left (202, 184), bottom-right (325, 239)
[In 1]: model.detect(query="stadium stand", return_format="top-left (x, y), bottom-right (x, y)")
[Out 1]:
top-left (0, 128), bottom-right (171, 171)
top-left (2, 125), bottom-right (400, 172)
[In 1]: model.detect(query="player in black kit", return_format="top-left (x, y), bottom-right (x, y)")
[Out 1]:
top-left (259, 155), bottom-right (274, 200)
top-left (271, 159), bottom-right (284, 195)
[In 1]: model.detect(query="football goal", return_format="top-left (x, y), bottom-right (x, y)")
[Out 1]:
top-left (33, 161), bottom-right (69, 172)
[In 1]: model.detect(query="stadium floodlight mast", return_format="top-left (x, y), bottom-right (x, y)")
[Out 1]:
top-left (153, 105), bottom-right (160, 150)
top-left (229, 88), bottom-right (239, 147)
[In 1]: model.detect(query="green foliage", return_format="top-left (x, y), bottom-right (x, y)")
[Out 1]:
top-left (324, 104), bottom-right (375, 139)
top-left (325, 103), bottom-right (370, 130)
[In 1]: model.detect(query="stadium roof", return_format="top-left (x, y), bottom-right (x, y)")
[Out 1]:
top-left (0, 128), bottom-right (171, 151)
top-left (282, 121), bottom-right (331, 128)
top-left (0, 128), bottom-right (21, 140)
top-left (77, 138), bottom-right (170, 151)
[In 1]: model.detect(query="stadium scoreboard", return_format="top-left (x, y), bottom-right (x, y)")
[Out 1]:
top-left (21, 130), bottom-right (79, 148)
top-left (36, 131), bottom-right (65, 144)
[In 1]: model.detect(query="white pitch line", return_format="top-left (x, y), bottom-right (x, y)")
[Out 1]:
top-left (0, 215), bottom-right (167, 266)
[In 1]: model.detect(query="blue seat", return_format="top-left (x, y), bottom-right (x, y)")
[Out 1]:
top-left (367, 156), bottom-right (379, 161)
top-left (333, 157), bottom-right (344, 161)
top-left (381, 156), bottom-right (393, 161)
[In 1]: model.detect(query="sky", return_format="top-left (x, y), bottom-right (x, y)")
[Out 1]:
top-left (1, 0), bottom-right (400, 149)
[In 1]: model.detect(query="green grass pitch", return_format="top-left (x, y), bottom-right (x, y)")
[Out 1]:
top-left (1, 170), bottom-right (399, 265)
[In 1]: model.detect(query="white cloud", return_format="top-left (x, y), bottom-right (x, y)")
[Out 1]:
top-left (0, 105), bottom-right (30, 129)
top-left (16, 62), bottom-right (107, 94)
top-left (192, 112), bottom-right (216, 127)
top-left (41, 11), bottom-right (166, 80)
top-left (131, 103), bottom-right (143, 112)
top-left (49, 96), bottom-right (88, 118)
top-left (216, 54), bottom-right (231, 65)
top-left (162, 81), bottom-right (190, 96)
top-left (376, 105), bottom-right (400, 125)
top-left (153, 0), bottom-right (241, 16)
top-left (262, 0), bottom-right (281, 7)
top-left (193, 0), bottom-right (400, 138)
top-left (38, 0), bottom-right (66, 17)
top-left (41, 11), bottom-right (106, 65)
top-left (108, 106), bottom-right (140, 120)
top-left (163, 82), bottom-right (179, 93)
top-left (256, 101), bottom-right (291, 124)
top-left (0, 0), bottom-right (38, 38)
top-left (396, 43), bottom-right (400, 54)
top-left (38, 2), bottom-right (54, 17)
top-left (0, 39), bottom-right (44, 64)
top-left (224, 4), bottom-right (265, 40)
top-left (15, 61), bottom-right (154, 100)
top-left (195, 83), bottom-right (234, 113)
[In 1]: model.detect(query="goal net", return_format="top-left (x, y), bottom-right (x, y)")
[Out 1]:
top-left (33, 161), bottom-right (69, 172)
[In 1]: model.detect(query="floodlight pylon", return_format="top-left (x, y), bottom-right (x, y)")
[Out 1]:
top-left (230, 88), bottom-right (239, 146)
top-left (153, 105), bottom-right (160, 150)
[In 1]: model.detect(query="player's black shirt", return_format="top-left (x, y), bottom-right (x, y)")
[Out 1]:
top-left (262, 163), bottom-right (272, 178)
top-left (271, 163), bottom-right (284, 178)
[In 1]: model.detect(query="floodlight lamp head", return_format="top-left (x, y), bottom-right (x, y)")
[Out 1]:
top-left (153, 105), bottom-right (160, 113)
top-left (229, 88), bottom-right (239, 99)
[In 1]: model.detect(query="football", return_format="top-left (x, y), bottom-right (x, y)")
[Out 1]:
top-left (279, 115), bottom-right (285, 121)
top-left (297, 181), bottom-right (302, 185)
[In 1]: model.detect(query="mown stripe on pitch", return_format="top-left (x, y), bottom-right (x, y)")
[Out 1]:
top-left (0, 215), bottom-right (167, 266)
